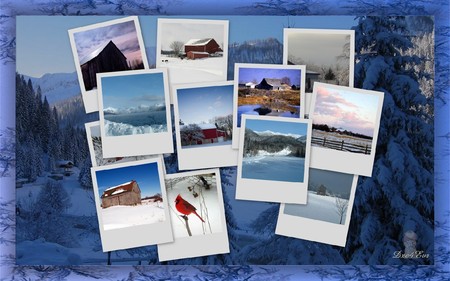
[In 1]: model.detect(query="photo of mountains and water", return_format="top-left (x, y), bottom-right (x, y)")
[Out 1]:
top-left (242, 118), bottom-right (308, 182)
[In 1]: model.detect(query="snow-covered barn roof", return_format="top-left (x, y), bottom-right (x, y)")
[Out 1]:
top-left (57, 160), bottom-right (74, 167)
top-left (184, 38), bottom-right (214, 46)
top-left (80, 40), bottom-right (123, 65)
top-left (102, 180), bottom-right (137, 198)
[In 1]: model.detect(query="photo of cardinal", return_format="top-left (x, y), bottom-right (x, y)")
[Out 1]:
top-left (165, 171), bottom-right (223, 238)
top-left (175, 194), bottom-right (205, 222)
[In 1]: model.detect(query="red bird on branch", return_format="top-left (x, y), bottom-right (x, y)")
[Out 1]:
top-left (174, 194), bottom-right (205, 222)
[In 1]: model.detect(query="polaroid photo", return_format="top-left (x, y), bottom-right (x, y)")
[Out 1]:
top-left (309, 82), bottom-right (384, 177)
top-left (236, 115), bottom-right (312, 204)
top-left (68, 16), bottom-right (149, 113)
top-left (232, 63), bottom-right (306, 149)
top-left (173, 81), bottom-right (238, 170)
top-left (283, 28), bottom-right (355, 118)
top-left (85, 121), bottom-right (159, 167)
top-left (276, 168), bottom-right (358, 247)
top-left (97, 69), bottom-right (173, 158)
top-left (156, 18), bottom-right (229, 103)
top-left (91, 158), bottom-right (173, 252)
top-left (157, 169), bottom-right (229, 261)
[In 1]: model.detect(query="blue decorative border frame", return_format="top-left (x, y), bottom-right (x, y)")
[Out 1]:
top-left (0, 0), bottom-right (448, 279)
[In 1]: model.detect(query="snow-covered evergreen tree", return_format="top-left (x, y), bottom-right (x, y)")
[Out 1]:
top-left (78, 158), bottom-right (93, 188)
top-left (346, 16), bottom-right (434, 265)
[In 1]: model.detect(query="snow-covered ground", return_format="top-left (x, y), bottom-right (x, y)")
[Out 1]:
top-left (255, 148), bottom-right (291, 156)
top-left (242, 156), bottom-right (305, 182)
top-left (166, 175), bottom-right (222, 238)
top-left (161, 55), bottom-right (226, 83)
top-left (312, 129), bottom-right (372, 147)
top-left (283, 191), bottom-right (349, 225)
top-left (181, 140), bottom-right (232, 149)
top-left (101, 199), bottom-right (165, 231)
top-left (104, 119), bottom-right (167, 136)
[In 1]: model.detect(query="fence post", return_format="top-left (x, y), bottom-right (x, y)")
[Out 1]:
top-left (322, 137), bottom-right (326, 146)
top-left (341, 140), bottom-right (344, 150)
top-left (365, 145), bottom-right (368, 154)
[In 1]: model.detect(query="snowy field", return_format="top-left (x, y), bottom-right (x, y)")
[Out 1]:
top-left (242, 156), bottom-right (305, 182)
top-left (166, 175), bottom-right (222, 239)
top-left (312, 129), bottom-right (372, 148)
top-left (181, 140), bottom-right (232, 149)
top-left (92, 136), bottom-right (154, 166)
top-left (283, 191), bottom-right (349, 224)
top-left (161, 55), bottom-right (226, 83)
top-left (101, 199), bottom-right (165, 231)
top-left (104, 119), bottom-right (167, 136)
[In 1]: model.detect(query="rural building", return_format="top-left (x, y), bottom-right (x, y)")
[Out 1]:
top-left (245, 82), bottom-right (257, 88)
top-left (306, 70), bottom-right (320, 92)
top-left (186, 51), bottom-right (209, 60)
top-left (256, 78), bottom-right (283, 90)
top-left (184, 38), bottom-right (222, 55)
top-left (80, 40), bottom-right (129, 91)
top-left (56, 160), bottom-right (74, 176)
top-left (101, 180), bottom-right (141, 208)
top-left (316, 184), bottom-right (327, 196)
top-left (181, 124), bottom-right (227, 146)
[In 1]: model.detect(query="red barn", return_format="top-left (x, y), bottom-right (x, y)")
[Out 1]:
top-left (186, 51), bottom-right (209, 60)
top-left (197, 124), bottom-right (226, 144)
top-left (101, 180), bottom-right (141, 208)
top-left (184, 38), bottom-right (222, 55)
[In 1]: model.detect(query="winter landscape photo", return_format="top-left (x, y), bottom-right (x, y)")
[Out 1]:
top-left (236, 65), bottom-right (302, 127)
top-left (242, 118), bottom-right (308, 182)
top-left (95, 162), bottom-right (165, 231)
top-left (284, 169), bottom-right (354, 224)
top-left (157, 19), bottom-right (228, 84)
top-left (311, 83), bottom-right (380, 154)
top-left (177, 84), bottom-right (233, 149)
top-left (165, 172), bottom-right (223, 238)
top-left (70, 17), bottom-right (146, 92)
top-left (100, 72), bottom-right (168, 137)
top-left (285, 29), bottom-right (354, 93)
top-left (86, 122), bottom-right (154, 166)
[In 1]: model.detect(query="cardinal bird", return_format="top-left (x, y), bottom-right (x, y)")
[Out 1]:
top-left (174, 194), bottom-right (205, 222)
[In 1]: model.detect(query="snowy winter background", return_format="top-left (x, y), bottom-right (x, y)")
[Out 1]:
top-left (165, 173), bottom-right (223, 238)
top-left (0, 2), bottom-right (449, 281)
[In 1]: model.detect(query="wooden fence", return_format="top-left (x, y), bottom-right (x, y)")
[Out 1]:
top-left (311, 136), bottom-right (371, 154)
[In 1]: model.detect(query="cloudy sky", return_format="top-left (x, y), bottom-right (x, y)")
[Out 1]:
top-left (287, 33), bottom-right (350, 67)
top-left (313, 84), bottom-right (379, 137)
top-left (177, 85), bottom-right (233, 124)
top-left (73, 19), bottom-right (143, 65)
top-left (159, 20), bottom-right (226, 50)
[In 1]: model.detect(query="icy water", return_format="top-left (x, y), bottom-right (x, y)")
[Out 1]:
top-left (242, 156), bottom-right (305, 182)
top-left (104, 110), bottom-right (166, 127)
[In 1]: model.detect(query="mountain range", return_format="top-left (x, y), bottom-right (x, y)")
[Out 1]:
top-left (244, 128), bottom-right (306, 157)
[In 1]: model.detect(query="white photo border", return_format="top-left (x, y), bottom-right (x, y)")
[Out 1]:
top-left (90, 158), bottom-right (173, 252)
top-left (309, 82), bottom-right (384, 177)
top-left (276, 172), bottom-right (359, 247)
top-left (283, 28), bottom-right (355, 117)
top-left (156, 18), bottom-right (229, 104)
top-left (236, 115), bottom-right (312, 204)
top-left (157, 169), bottom-right (229, 261)
top-left (68, 16), bottom-right (149, 113)
top-left (232, 63), bottom-right (306, 149)
top-left (173, 81), bottom-right (239, 170)
top-left (97, 69), bottom-right (173, 158)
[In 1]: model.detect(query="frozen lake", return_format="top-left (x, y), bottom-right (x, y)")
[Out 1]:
top-left (242, 156), bottom-right (305, 182)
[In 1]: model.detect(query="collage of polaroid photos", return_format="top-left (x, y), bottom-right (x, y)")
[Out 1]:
top-left (69, 16), bottom-right (384, 260)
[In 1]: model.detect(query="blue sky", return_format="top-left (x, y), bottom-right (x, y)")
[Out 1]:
top-left (101, 72), bottom-right (165, 110)
top-left (178, 85), bottom-right (233, 124)
top-left (95, 162), bottom-right (162, 198)
top-left (238, 68), bottom-right (301, 85)
top-left (17, 16), bottom-right (355, 77)
top-left (245, 119), bottom-right (308, 136)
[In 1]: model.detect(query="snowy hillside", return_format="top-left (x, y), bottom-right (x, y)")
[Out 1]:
top-left (283, 191), bottom-right (349, 225)
top-left (161, 56), bottom-right (226, 83)
top-left (92, 136), bottom-right (154, 166)
top-left (104, 119), bottom-right (167, 136)
top-left (23, 72), bottom-right (80, 104)
top-left (101, 199), bottom-right (165, 231)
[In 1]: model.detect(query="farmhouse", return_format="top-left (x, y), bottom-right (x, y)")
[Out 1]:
top-left (101, 180), bottom-right (141, 208)
top-left (184, 38), bottom-right (222, 55)
top-left (245, 82), bottom-right (257, 89)
top-left (80, 40), bottom-right (129, 91)
top-left (256, 78), bottom-right (284, 90)
top-left (181, 124), bottom-right (227, 146)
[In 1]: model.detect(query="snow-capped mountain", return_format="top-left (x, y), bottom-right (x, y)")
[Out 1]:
top-left (23, 72), bottom-right (81, 105)
top-left (254, 130), bottom-right (303, 139)
top-left (103, 104), bottom-right (165, 115)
